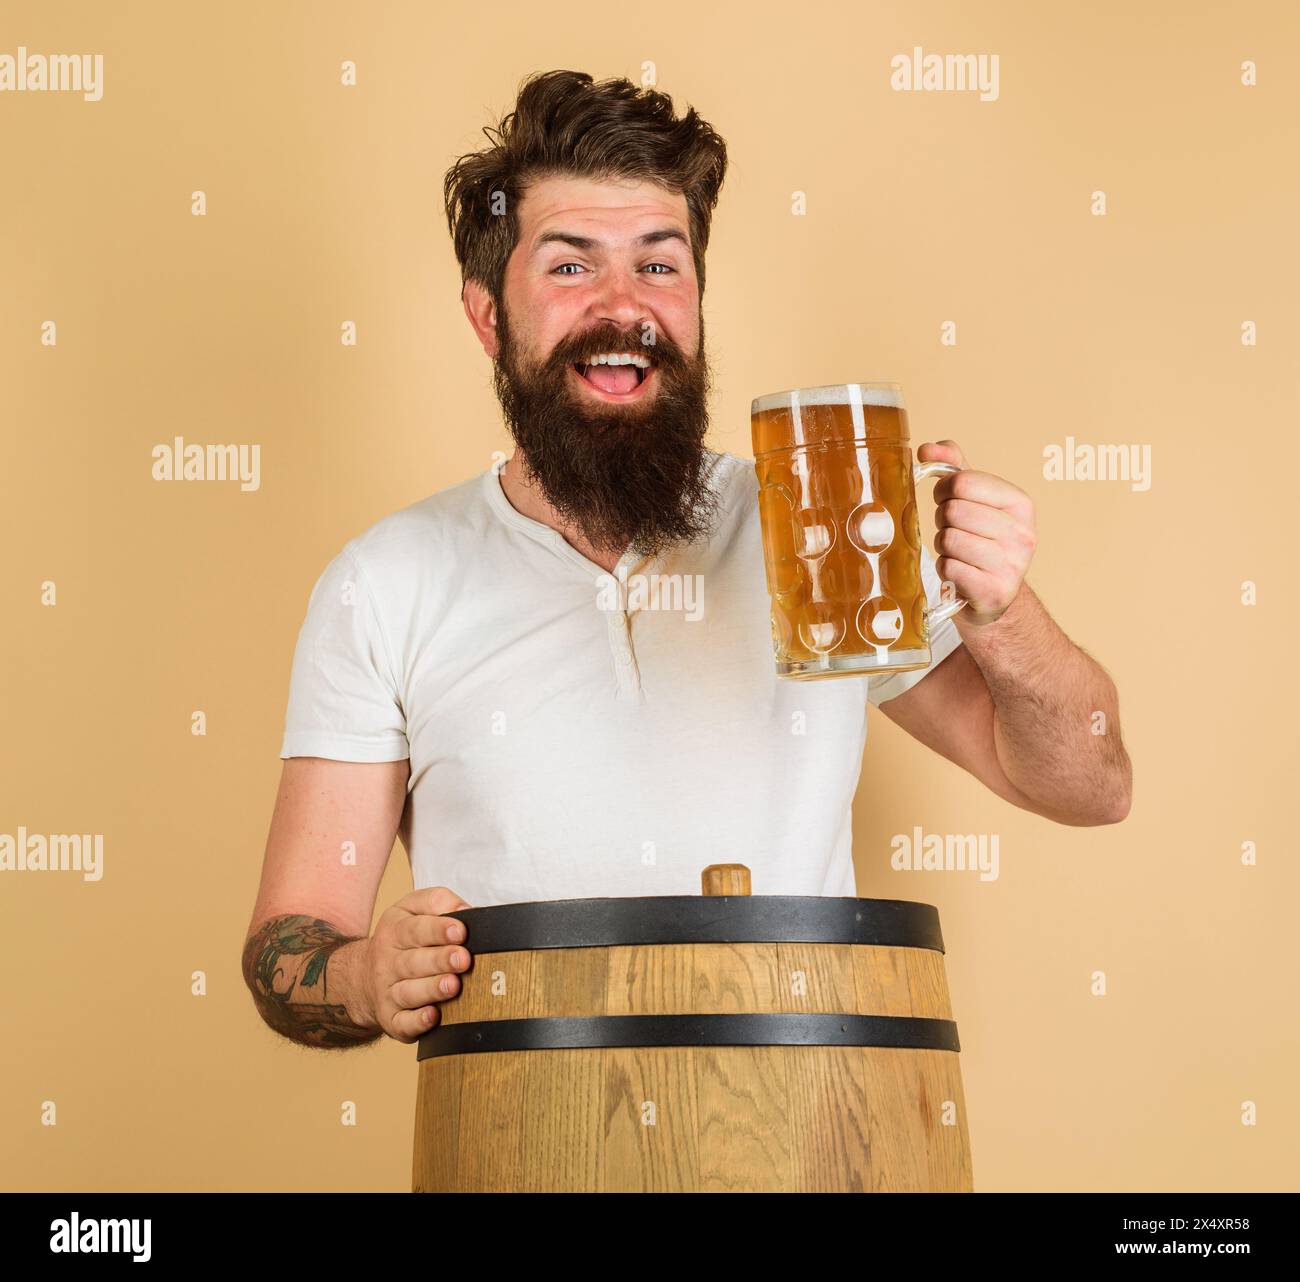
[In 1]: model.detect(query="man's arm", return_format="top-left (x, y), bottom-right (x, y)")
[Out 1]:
top-left (877, 582), bottom-right (1132, 826)
top-left (242, 757), bottom-right (409, 1049)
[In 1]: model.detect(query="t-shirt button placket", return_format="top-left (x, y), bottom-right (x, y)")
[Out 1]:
top-left (607, 611), bottom-right (642, 696)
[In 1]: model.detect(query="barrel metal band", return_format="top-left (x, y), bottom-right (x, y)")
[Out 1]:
top-left (417, 1013), bottom-right (960, 1060)
top-left (443, 896), bottom-right (944, 954)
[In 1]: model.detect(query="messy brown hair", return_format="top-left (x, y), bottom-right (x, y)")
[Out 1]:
top-left (443, 70), bottom-right (728, 310)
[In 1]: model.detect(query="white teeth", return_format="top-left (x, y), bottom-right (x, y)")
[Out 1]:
top-left (584, 352), bottom-right (650, 368)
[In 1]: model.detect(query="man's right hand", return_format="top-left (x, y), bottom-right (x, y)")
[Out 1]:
top-left (359, 885), bottom-right (474, 1043)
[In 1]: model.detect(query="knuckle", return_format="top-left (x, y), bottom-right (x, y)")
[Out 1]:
top-left (394, 978), bottom-right (422, 1011)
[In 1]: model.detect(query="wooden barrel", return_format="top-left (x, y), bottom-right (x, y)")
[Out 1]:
top-left (413, 865), bottom-right (973, 1192)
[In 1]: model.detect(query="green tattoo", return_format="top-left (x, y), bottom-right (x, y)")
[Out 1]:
top-left (242, 915), bottom-right (377, 1049)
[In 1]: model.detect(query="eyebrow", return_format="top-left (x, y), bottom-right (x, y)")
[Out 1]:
top-left (531, 227), bottom-right (690, 255)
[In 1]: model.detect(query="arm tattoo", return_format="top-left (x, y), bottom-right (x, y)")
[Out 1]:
top-left (242, 915), bottom-right (378, 1049)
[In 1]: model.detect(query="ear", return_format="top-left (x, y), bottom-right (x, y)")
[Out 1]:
top-left (462, 279), bottom-right (500, 359)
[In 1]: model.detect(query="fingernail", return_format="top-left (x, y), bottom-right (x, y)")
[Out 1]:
top-left (440, 977), bottom-right (454, 995)
top-left (452, 951), bottom-right (466, 968)
top-left (424, 1008), bottom-right (435, 1025)
top-left (447, 924), bottom-right (465, 942)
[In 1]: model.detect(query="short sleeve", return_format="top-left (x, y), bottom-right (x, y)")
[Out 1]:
top-left (866, 544), bottom-right (965, 707)
top-left (279, 546), bottom-right (409, 761)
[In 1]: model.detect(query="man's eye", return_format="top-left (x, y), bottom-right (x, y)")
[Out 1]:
top-left (552, 262), bottom-right (674, 276)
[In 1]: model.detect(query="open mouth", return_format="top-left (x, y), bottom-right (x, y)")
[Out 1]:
top-left (572, 357), bottom-right (653, 399)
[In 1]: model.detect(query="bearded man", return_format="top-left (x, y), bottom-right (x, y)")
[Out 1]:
top-left (242, 70), bottom-right (1130, 1050)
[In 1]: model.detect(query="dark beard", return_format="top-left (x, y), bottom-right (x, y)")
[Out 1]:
top-left (491, 307), bottom-right (720, 560)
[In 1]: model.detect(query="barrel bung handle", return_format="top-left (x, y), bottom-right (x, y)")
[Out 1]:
top-left (700, 864), bottom-right (751, 896)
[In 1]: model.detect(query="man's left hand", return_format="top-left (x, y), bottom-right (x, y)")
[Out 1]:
top-left (918, 440), bottom-right (1036, 627)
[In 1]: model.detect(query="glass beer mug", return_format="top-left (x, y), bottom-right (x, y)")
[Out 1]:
top-left (751, 382), bottom-right (967, 680)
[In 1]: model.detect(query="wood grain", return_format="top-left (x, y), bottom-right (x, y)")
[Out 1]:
top-left (413, 936), bottom-right (973, 1191)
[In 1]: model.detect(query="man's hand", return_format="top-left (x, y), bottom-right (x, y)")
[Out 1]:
top-left (919, 440), bottom-right (1037, 627)
top-left (359, 885), bottom-right (474, 1043)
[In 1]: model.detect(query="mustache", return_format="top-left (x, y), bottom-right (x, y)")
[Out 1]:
top-left (541, 323), bottom-right (691, 375)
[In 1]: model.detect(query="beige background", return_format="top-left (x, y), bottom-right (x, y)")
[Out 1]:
top-left (2, 0), bottom-right (1296, 1192)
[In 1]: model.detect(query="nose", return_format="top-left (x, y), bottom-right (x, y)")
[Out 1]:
top-left (590, 273), bottom-right (646, 336)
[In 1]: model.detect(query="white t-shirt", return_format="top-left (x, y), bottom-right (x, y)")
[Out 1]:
top-left (280, 450), bottom-right (963, 905)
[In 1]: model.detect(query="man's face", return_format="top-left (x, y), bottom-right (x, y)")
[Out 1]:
top-left (485, 174), bottom-right (719, 559)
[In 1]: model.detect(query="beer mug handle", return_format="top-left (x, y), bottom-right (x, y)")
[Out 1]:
top-left (913, 460), bottom-right (968, 626)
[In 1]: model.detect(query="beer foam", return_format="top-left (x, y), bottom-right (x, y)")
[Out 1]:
top-left (751, 383), bottom-right (903, 415)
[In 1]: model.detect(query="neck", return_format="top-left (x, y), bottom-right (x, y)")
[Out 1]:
top-left (496, 453), bottom-right (626, 573)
